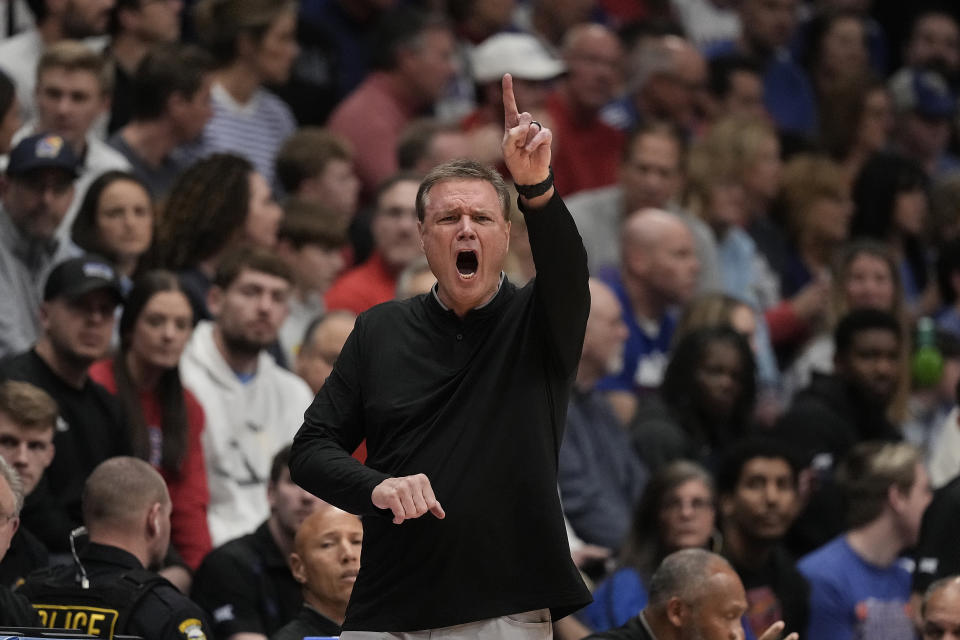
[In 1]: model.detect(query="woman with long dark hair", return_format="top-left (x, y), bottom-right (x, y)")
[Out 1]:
top-left (71, 170), bottom-right (154, 285)
top-left (631, 326), bottom-right (757, 472)
top-left (89, 270), bottom-right (212, 569)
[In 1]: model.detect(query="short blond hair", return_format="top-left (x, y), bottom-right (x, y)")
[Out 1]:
top-left (0, 380), bottom-right (58, 433)
top-left (36, 40), bottom-right (114, 95)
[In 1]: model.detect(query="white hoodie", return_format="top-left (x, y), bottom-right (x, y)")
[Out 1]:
top-left (180, 321), bottom-right (314, 546)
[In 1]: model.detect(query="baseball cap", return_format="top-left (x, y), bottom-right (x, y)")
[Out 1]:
top-left (6, 134), bottom-right (80, 178)
top-left (43, 255), bottom-right (124, 304)
top-left (471, 33), bottom-right (566, 84)
top-left (888, 67), bottom-right (957, 119)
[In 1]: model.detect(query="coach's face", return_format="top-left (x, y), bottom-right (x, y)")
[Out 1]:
top-left (419, 179), bottom-right (510, 316)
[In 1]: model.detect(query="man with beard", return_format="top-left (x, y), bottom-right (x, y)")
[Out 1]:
top-left (585, 549), bottom-right (797, 640)
top-left (192, 445), bottom-right (325, 640)
top-left (775, 308), bottom-right (903, 556)
top-left (179, 247), bottom-right (313, 546)
top-left (716, 438), bottom-right (809, 639)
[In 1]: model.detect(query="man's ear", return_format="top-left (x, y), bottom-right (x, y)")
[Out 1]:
top-left (719, 492), bottom-right (735, 519)
top-left (666, 596), bottom-right (686, 628)
top-left (146, 502), bottom-right (163, 537)
top-left (207, 285), bottom-right (224, 318)
top-left (289, 552), bottom-right (307, 584)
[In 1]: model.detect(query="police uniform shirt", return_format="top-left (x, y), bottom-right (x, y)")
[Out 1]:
top-left (191, 521), bottom-right (301, 640)
top-left (269, 605), bottom-right (340, 640)
top-left (21, 542), bottom-right (212, 640)
top-left (0, 583), bottom-right (40, 626)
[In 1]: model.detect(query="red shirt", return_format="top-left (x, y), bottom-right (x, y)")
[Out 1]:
top-left (546, 91), bottom-right (625, 196)
top-left (324, 250), bottom-right (398, 314)
top-left (89, 359), bottom-right (213, 569)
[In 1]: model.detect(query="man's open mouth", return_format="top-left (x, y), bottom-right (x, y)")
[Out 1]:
top-left (456, 250), bottom-right (478, 278)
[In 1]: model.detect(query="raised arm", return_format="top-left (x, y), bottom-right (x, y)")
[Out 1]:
top-left (502, 73), bottom-right (554, 208)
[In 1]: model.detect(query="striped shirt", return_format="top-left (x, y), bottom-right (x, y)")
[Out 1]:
top-left (179, 82), bottom-right (296, 190)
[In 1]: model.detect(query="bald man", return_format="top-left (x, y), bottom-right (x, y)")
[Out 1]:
top-left (272, 507), bottom-right (363, 640)
top-left (559, 279), bottom-right (647, 551)
top-left (598, 208), bottom-right (700, 423)
top-left (547, 23), bottom-right (626, 195)
top-left (922, 576), bottom-right (960, 640)
top-left (586, 549), bottom-right (797, 640)
top-left (20, 457), bottom-right (213, 640)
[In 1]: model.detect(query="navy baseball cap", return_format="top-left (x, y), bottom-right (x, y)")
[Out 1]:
top-left (6, 134), bottom-right (80, 178)
top-left (43, 255), bottom-right (123, 304)
top-left (889, 67), bottom-right (957, 119)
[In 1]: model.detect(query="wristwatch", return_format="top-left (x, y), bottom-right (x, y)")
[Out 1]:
top-left (515, 167), bottom-right (554, 199)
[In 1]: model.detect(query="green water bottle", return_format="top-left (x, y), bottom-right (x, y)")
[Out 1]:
top-left (912, 317), bottom-right (944, 387)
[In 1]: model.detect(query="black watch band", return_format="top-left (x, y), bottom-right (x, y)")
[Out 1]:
top-left (514, 167), bottom-right (554, 199)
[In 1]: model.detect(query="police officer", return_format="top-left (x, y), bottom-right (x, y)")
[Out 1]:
top-left (19, 457), bottom-right (212, 640)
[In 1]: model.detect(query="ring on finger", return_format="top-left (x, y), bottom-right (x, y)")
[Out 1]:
top-left (530, 120), bottom-right (542, 131)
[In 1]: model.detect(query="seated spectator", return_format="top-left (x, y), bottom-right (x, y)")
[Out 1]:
top-left (104, 0), bottom-right (183, 134)
top-left (108, 43), bottom-right (216, 199)
top-left (23, 41), bottom-right (132, 237)
top-left (192, 445), bottom-right (324, 640)
top-left (783, 240), bottom-right (906, 402)
top-left (547, 24), bottom-right (625, 196)
top-left (274, 128), bottom-right (359, 223)
top-left (798, 441), bottom-right (932, 640)
top-left (150, 154), bottom-right (283, 322)
top-left (463, 32), bottom-right (564, 177)
top-left (89, 271), bottom-right (211, 570)
top-left (596, 208), bottom-right (701, 424)
top-left (396, 118), bottom-right (470, 177)
top-left (920, 576), bottom-right (960, 640)
top-left (0, 456), bottom-right (40, 626)
top-left (801, 11), bottom-right (870, 103)
top-left (0, 0), bottom-right (113, 123)
top-left (294, 311), bottom-right (356, 396)
top-left (566, 123), bottom-right (720, 293)
top-left (585, 549), bottom-right (797, 640)
top-left (703, 55), bottom-right (767, 124)
top-left (327, 8), bottom-right (455, 202)
top-left (913, 474), bottom-right (960, 600)
top-left (888, 67), bottom-right (958, 178)
top-left (706, 0), bottom-right (818, 137)
top-left (271, 506), bottom-right (362, 640)
top-left (776, 308), bottom-right (903, 555)
top-left (903, 10), bottom-right (960, 84)
top-left (818, 75), bottom-right (893, 183)
top-left (936, 237), bottom-right (960, 338)
top-left (602, 35), bottom-right (707, 138)
top-left (631, 327), bottom-right (756, 472)
top-left (0, 380), bottom-right (54, 586)
top-left (275, 201), bottom-right (348, 365)
top-left (0, 133), bottom-right (79, 358)
top-left (772, 154), bottom-right (853, 346)
top-left (581, 461), bottom-right (717, 632)
top-left (324, 173), bottom-right (422, 315)
top-left (559, 279), bottom-right (648, 552)
top-left (851, 152), bottom-right (933, 314)
top-left (19, 457), bottom-right (213, 639)
top-left (185, 0), bottom-right (299, 189)
top-left (716, 438), bottom-right (809, 638)
top-left (0, 255), bottom-right (129, 552)
top-left (179, 248), bottom-right (312, 545)
top-left (70, 170), bottom-right (153, 286)
top-left (0, 70), bottom-right (20, 153)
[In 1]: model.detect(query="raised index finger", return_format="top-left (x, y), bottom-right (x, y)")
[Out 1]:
top-left (502, 73), bottom-right (519, 129)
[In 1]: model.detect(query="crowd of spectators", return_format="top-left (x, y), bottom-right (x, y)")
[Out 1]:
top-left (0, 0), bottom-right (959, 639)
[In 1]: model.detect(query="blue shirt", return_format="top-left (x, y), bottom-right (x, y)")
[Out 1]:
top-left (798, 536), bottom-right (915, 640)
top-left (706, 41), bottom-right (818, 135)
top-left (596, 268), bottom-right (676, 393)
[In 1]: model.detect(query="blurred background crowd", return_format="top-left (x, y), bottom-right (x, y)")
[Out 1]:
top-left (0, 0), bottom-right (959, 638)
